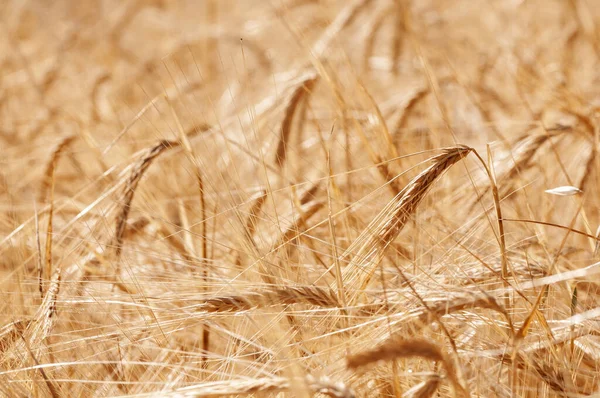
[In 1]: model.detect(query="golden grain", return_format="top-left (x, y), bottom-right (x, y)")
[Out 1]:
top-left (2, 2), bottom-right (599, 397)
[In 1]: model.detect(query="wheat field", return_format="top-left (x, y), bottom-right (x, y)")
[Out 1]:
top-left (2, 0), bottom-right (600, 397)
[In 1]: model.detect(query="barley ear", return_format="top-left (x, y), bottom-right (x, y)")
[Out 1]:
top-left (341, 145), bottom-right (472, 301)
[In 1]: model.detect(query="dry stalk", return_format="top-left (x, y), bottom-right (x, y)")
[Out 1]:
top-left (375, 158), bottom-right (401, 195)
top-left (595, 226), bottom-right (600, 257)
top-left (470, 147), bottom-right (510, 308)
top-left (494, 326), bottom-right (600, 370)
top-left (341, 145), bottom-right (472, 299)
top-left (325, 141), bottom-right (348, 319)
top-left (43, 176), bottom-right (56, 299)
top-left (513, 285), bottom-right (549, 348)
top-left (34, 199), bottom-right (44, 299)
top-left (167, 103), bottom-right (210, 276)
top-left (351, 115), bottom-right (402, 196)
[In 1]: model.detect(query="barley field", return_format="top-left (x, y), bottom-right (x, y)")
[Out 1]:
top-left (2, 1), bottom-right (600, 397)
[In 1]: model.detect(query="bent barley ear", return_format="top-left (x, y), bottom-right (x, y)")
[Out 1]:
top-left (340, 145), bottom-right (472, 300)
top-left (275, 75), bottom-right (319, 169)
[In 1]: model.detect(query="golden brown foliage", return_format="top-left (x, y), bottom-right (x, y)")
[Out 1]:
top-left (2, 1), bottom-right (600, 397)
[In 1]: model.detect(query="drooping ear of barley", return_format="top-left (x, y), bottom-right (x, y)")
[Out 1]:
top-left (347, 338), bottom-right (445, 369)
top-left (38, 135), bottom-right (75, 297)
top-left (403, 374), bottom-right (442, 398)
top-left (347, 337), bottom-right (467, 397)
top-left (79, 139), bottom-right (185, 294)
top-left (275, 75), bottom-right (319, 169)
top-left (39, 135), bottom-right (76, 203)
top-left (340, 145), bottom-right (472, 301)
top-left (112, 139), bottom-right (180, 262)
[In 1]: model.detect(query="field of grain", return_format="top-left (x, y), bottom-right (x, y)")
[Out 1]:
top-left (2, 1), bottom-right (600, 397)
